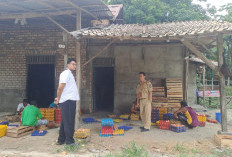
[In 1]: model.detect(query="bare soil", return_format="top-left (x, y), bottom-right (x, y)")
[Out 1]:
top-left (0, 109), bottom-right (232, 157)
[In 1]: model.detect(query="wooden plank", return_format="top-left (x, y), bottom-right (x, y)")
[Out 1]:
top-left (6, 129), bottom-right (34, 138)
top-left (215, 134), bottom-right (232, 148)
top-left (7, 126), bottom-right (34, 134)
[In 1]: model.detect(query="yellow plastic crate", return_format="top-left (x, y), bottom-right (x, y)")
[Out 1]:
top-left (0, 125), bottom-right (7, 138)
top-left (130, 114), bottom-right (139, 121)
top-left (120, 114), bottom-right (130, 119)
top-left (113, 119), bottom-right (123, 123)
top-left (197, 115), bottom-right (206, 122)
top-left (113, 129), bottom-right (124, 135)
top-left (74, 129), bottom-right (90, 138)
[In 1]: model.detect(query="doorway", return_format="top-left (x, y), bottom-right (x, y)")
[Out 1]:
top-left (93, 67), bottom-right (114, 112)
top-left (27, 64), bottom-right (55, 108)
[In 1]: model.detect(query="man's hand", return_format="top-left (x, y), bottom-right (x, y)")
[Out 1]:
top-left (136, 103), bottom-right (140, 108)
top-left (54, 97), bottom-right (59, 105)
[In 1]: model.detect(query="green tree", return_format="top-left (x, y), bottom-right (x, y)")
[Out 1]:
top-left (218, 3), bottom-right (232, 85)
top-left (104, 0), bottom-right (215, 24)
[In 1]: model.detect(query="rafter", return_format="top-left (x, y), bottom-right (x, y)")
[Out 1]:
top-left (62, 0), bottom-right (99, 20)
top-left (0, 10), bottom-right (77, 20)
top-left (37, 1), bottom-right (76, 18)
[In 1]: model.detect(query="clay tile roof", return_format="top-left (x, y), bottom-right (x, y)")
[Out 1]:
top-left (71, 20), bottom-right (232, 39)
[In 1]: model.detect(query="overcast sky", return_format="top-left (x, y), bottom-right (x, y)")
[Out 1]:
top-left (193, 0), bottom-right (232, 15)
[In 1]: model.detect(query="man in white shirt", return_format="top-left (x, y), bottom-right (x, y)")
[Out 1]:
top-left (55, 58), bottom-right (80, 145)
top-left (17, 99), bottom-right (30, 115)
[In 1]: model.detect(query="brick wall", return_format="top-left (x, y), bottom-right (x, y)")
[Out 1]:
top-left (0, 18), bottom-right (89, 112)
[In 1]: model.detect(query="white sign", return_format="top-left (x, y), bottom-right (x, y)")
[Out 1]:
top-left (58, 44), bottom-right (66, 49)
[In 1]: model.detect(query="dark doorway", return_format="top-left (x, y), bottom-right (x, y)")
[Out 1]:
top-left (27, 64), bottom-right (55, 108)
top-left (94, 67), bottom-right (114, 112)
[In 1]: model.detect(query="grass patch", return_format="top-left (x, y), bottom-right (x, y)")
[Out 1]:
top-left (212, 148), bottom-right (232, 157)
top-left (64, 143), bottom-right (80, 152)
top-left (102, 141), bottom-right (149, 157)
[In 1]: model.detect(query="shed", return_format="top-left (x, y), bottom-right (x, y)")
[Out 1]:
top-left (71, 20), bottom-right (232, 132)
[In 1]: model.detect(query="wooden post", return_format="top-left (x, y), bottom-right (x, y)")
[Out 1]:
top-left (217, 33), bottom-right (227, 132)
top-left (75, 10), bottom-right (81, 130)
top-left (203, 65), bottom-right (206, 108)
top-left (184, 57), bottom-right (189, 102)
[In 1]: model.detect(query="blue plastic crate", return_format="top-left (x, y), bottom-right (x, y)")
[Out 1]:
top-left (101, 118), bottom-right (114, 126)
top-left (170, 125), bottom-right (186, 133)
top-left (31, 130), bottom-right (47, 136)
top-left (8, 124), bottom-right (19, 127)
top-left (0, 121), bottom-right (9, 125)
top-left (82, 118), bottom-right (96, 123)
top-left (163, 113), bottom-right (174, 120)
top-left (118, 125), bottom-right (133, 131)
top-left (99, 131), bottom-right (112, 137)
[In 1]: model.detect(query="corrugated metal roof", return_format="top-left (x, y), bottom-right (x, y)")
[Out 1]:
top-left (71, 20), bottom-right (232, 39)
top-left (0, 0), bottom-right (113, 20)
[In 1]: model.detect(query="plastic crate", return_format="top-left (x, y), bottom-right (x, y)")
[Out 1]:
top-left (0, 125), bottom-right (7, 138)
top-left (118, 125), bottom-right (133, 131)
top-left (163, 113), bottom-right (174, 120)
top-left (198, 121), bottom-right (206, 127)
top-left (170, 124), bottom-right (186, 133)
top-left (74, 129), bottom-right (90, 138)
top-left (119, 114), bottom-right (130, 120)
top-left (197, 114), bottom-right (207, 122)
top-left (113, 129), bottom-right (124, 136)
top-left (113, 119), bottom-right (123, 123)
top-left (82, 118), bottom-right (96, 123)
top-left (101, 119), bottom-right (114, 126)
top-left (99, 131), bottom-right (112, 137)
top-left (31, 130), bottom-right (47, 136)
top-left (158, 120), bottom-right (170, 130)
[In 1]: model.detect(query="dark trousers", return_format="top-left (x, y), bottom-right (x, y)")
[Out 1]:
top-left (177, 113), bottom-right (193, 128)
top-left (58, 100), bottom-right (76, 144)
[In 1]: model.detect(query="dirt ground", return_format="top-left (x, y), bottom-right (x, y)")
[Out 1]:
top-left (0, 109), bottom-right (232, 157)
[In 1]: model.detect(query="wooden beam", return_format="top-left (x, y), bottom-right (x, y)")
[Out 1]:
top-left (82, 39), bottom-right (117, 68)
top-left (75, 10), bottom-right (81, 130)
top-left (37, 1), bottom-right (76, 18)
top-left (217, 33), bottom-right (228, 132)
top-left (62, 0), bottom-right (99, 20)
top-left (0, 10), bottom-right (77, 20)
top-left (181, 39), bottom-right (218, 72)
top-left (198, 42), bottom-right (217, 59)
top-left (203, 65), bottom-right (206, 108)
top-left (45, 14), bottom-right (70, 34)
top-left (184, 56), bottom-right (189, 102)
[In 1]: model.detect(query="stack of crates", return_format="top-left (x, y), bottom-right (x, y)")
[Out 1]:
top-left (45, 109), bottom-right (55, 121)
top-left (55, 109), bottom-right (62, 124)
top-left (151, 108), bottom-right (159, 122)
top-left (74, 129), bottom-right (90, 139)
top-left (197, 114), bottom-right (206, 127)
top-left (159, 120), bottom-right (170, 130)
top-left (170, 124), bottom-right (186, 133)
top-left (39, 108), bottom-right (46, 117)
top-left (158, 108), bottom-right (167, 120)
top-left (100, 119), bottom-right (114, 137)
top-left (163, 113), bottom-right (174, 120)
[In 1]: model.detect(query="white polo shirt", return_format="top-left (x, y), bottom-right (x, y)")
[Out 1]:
top-left (59, 69), bottom-right (80, 103)
top-left (17, 103), bottom-right (30, 111)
